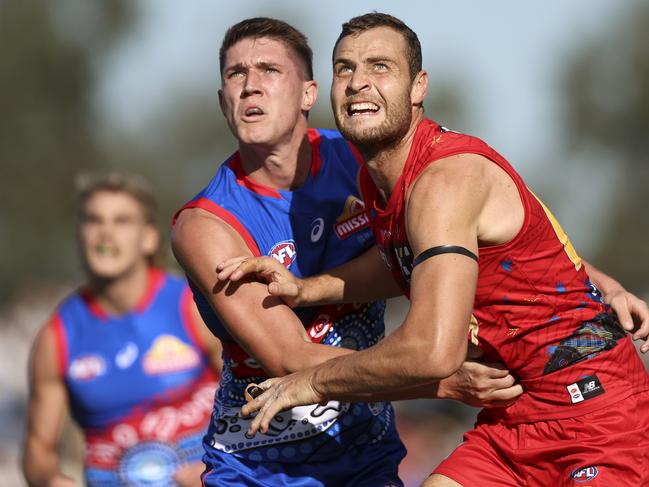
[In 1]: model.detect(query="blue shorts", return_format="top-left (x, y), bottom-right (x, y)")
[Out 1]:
top-left (200, 438), bottom-right (406, 487)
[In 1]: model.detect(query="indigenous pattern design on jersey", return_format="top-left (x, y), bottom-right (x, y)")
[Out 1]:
top-left (176, 128), bottom-right (403, 466)
top-left (50, 269), bottom-right (219, 486)
top-left (359, 118), bottom-right (649, 423)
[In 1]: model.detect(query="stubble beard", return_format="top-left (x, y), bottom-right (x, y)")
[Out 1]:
top-left (335, 92), bottom-right (413, 158)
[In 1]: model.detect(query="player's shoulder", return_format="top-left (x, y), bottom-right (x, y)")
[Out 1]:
top-left (423, 152), bottom-right (490, 179)
top-left (30, 309), bottom-right (66, 369)
top-left (410, 153), bottom-right (492, 209)
top-left (173, 205), bottom-right (237, 233)
top-left (423, 120), bottom-right (487, 149)
top-left (172, 205), bottom-right (255, 262)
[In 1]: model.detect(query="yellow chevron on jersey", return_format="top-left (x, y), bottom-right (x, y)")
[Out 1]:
top-left (531, 191), bottom-right (582, 270)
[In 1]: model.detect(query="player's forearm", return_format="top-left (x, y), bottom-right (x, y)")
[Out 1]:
top-left (340, 381), bottom-right (443, 402)
top-left (582, 260), bottom-right (625, 296)
top-left (268, 340), bottom-right (355, 376)
top-left (309, 325), bottom-right (464, 401)
top-left (297, 273), bottom-right (348, 305)
top-left (300, 248), bottom-right (401, 305)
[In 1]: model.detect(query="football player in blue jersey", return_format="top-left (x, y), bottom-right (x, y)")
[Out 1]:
top-left (23, 173), bottom-right (222, 487)
top-left (171, 17), bottom-right (522, 487)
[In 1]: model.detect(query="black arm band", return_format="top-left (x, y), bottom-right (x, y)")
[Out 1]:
top-left (412, 245), bottom-right (479, 268)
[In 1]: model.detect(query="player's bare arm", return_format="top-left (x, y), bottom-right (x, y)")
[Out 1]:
top-left (22, 324), bottom-right (77, 487)
top-left (217, 244), bottom-right (401, 307)
top-left (172, 208), bottom-right (352, 377)
top-left (582, 260), bottom-right (649, 348)
top-left (340, 359), bottom-right (522, 407)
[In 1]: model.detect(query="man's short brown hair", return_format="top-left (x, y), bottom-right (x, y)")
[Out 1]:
top-left (334, 12), bottom-right (422, 81)
top-left (219, 17), bottom-right (314, 80)
top-left (75, 171), bottom-right (158, 225)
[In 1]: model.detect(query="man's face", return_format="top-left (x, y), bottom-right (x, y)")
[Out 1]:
top-left (219, 37), bottom-right (316, 147)
top-left (79, 191), bottom-right (158, 280)
top-left (331, 27), bottom-right (415, 149)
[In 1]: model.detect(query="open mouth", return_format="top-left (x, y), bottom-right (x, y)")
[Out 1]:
top-left (95, 243), bottom-right (118, 257)
top-left (243, 106), bottom-right (264, 118)
top-left (347, 102), bottom-right (380, 116)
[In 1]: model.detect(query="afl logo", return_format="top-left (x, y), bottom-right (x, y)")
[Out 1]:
top-left (68, 355), bottom-right (107, 381)
top-left (269, 240), bottom-right (297, 268)
top-left (570, 466), bottom-right (598, 482)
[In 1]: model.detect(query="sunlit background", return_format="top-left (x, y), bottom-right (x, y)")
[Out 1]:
top-left (2, 1), bottom-right (648, 485)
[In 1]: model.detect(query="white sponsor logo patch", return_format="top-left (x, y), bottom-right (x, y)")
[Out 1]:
top-left (567, 383), bottom-right (584, 403)
top-left (334, 212), bottom-right (370, 239)
top-left (69, 354), bottom-right (107, 381)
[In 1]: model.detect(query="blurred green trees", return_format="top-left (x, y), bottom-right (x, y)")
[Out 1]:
top-left (0, 1), bottom-right (136, 302)
top-left (562, 2), bottom-right (649, 292)
top-left (0, 1), bottom-right (230, 306)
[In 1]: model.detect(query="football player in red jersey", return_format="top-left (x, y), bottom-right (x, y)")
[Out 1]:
top-left (222, 13), bottom-right (649, 486)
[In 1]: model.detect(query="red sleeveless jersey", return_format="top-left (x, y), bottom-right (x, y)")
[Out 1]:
top-left (359, 118), bottom-right (649, 423)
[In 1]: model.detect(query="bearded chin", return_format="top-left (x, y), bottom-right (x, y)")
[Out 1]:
top-left (336, 107), bottom-right (412, 156)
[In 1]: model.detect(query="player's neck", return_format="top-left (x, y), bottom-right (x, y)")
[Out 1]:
top-left (238, 123), bottom-right (312, 191)
top-left (88, 262), bottom-right (151, 315)
top-left (362, 111), bottom-right (423, 205)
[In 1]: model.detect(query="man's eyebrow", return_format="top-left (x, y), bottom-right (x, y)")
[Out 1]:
top-left (333, 56), bottom-right (397, 66)
top-left (226, 60), bottom-right (281, 72)
top-left (364, 56), bottom-right (397, 65)
top-left (224, 62), bottom-right (247, 73)
top-left (333, 56), bottom-right (354, 65)
top-left (256, 61), bottom-right (281, 69)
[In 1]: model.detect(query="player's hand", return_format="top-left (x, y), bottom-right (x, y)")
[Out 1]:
top-left (603, 288), bottom-right (649, 352)
top-left (216, 256), bottom-right (304, 307)
top-left (240, 372), bottom-right (324, 436)
top-left (439, 360), bottom-right (523, 408)
top-left (173, 461), bottom-right (205, 487)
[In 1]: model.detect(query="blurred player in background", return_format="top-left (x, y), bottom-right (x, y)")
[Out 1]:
top-left (171, 17), bottom-right (522, 487)
top-left (22, 173), bottom-right (222, 487)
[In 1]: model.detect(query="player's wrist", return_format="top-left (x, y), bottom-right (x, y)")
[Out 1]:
top-left (435, 375), bottom-right (457, 400)
top-left (297, 277), bottom-right (318, 306)
top-left (309, 366), bottom-right (330, 403)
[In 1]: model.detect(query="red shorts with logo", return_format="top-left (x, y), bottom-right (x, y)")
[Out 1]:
top-left (433, 390), bottom-right (649, 486)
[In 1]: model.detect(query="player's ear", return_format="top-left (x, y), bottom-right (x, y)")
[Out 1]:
top-left (218, 89), bottom-right (225, 114)
top-left (411, 70), bottom-right (428, 106)
top-left (142, 225), bottom-right (160, 259)
top-left (301, 80), bottom-right (318, 112)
